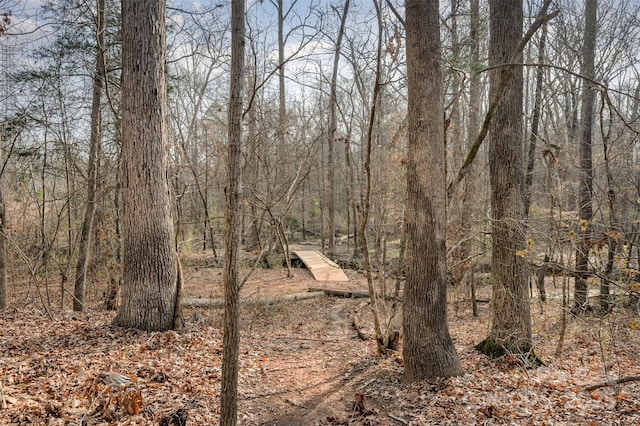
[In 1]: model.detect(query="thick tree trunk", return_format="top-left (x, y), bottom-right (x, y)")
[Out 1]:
top-left (74, 0), bottom-right (105, 312)
top-left (220, 0), bottom-right (244, 423)
top-left (113, 0), bottom-right (179, 332)
top-left (403, 0), bottom-right (463, 382)
top-left (481, 0), bottom-right (533, 356)
top-left (574, 0), bottom-right (597, 314)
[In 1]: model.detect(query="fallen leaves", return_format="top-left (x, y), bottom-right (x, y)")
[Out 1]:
top-left (160, 407), bottom-right (188, 426)
top-left (0, 308), bottom-right (222, 424)
top-left (1, 268), bottom-right (640, 425)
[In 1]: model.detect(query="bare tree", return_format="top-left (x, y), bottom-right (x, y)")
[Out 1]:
top-left (403, 0), bottom-right (463, 382)
top-left (73, 0), bottom-right (105, 312)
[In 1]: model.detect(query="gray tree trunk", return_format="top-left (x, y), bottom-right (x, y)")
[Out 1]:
top-left (276, 0), bottom-right (287, 174)
top-left (0, 182), bottom-right (6, 310)
top-left (524, 23), bottom-right (547, 218)
top-left (479, 0), bottom-right (533, 356)
top-left (113, 0), bottom-right (179, 332)
top-left (462, 0), bottom-right (481, 317)
top-left (74, 0), bottom-right (105, 312)
top-left (403, 0), bottom-right (463, 382)
top-left (574, 0), bottom-right (597, 314)
top-left (243, 65), bottom-right (261, 253)
top-left (220, 0), bottom-right (245, 423)
top-left (326, 0), bottom-right (349, 254)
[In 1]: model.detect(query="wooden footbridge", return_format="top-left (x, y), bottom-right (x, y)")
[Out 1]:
top-left (292, 250), bottom-right (349, 282)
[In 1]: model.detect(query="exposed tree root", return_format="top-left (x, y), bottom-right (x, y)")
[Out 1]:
top-left (475, 338), bottom-right (544, 366)
top-left (352, 317), bottom-right (369, 341)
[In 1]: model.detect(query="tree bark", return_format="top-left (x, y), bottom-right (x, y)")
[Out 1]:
top-left (446, 1), bottom-right (556, 201)
top-left (536, 254), bottom-right (548, 303)
top-left (243, 65), bottom-right (261, 253)
top-left (524, 22), bottom-right (547, 218)
top-left (220, 0), bottom-right (244, 423)
top-left (403, 0), bottom-right (463, 382)
top-left (113, 0), bottom-right (179, 331)
top-left (276, 0), bottom-right (287, 176)
top-left (462, 0), bottom-right (481, 317)
top-left (0, 182), bottom-right (6, 310)
top-left (601, 112), bottom-right (617, 314)
top-left (359, 0), bottom-right (384, 353)
top-left (574, 0), bottom-right (597, 314)
top-left (326, 0), bottom-right (350, 254)
top-left (74, 0), bottom-right (105, 312)
top-left (480, 0), bottom-right (533, 356)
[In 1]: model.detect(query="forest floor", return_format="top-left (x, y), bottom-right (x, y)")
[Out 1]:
top-left (2, 252), bottom-right (640, 425)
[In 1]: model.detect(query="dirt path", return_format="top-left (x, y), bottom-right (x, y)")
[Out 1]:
top-left (235, 297), bottom-right (380, 425)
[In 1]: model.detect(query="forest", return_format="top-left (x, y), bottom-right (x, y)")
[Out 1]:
top-left (1, 0), bottom-right (640, 424)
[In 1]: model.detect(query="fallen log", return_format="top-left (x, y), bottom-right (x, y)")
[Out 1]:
top-left (308, 287), bottom-right (370, 298)
top-left (583, 375), bottom-right (640, 391)
top-left (182, 291), bottom-right (326, 308)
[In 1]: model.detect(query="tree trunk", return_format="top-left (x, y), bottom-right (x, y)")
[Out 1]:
top-left (345, 135), bottom-right (359, 257)
top-left (113, 0), bottom-right (179, 332)
top-left (536, 254), bottom-right (548, 303)
top-left (244, 65), bottom-right (261, 253)
top-left (403, 0), bottom-right (463, 382)
top-left (326, 0), bottom-right (350, 254)
top-left (574, 0), bottom-right (597, 314)
top-left (359, 0), bottom-right (384, 353)
top-left (462, 0), bottom-right (481, 316)
top-left (601, 108), bottom-right (617, 314)
top-left (276, 0), bottom-right (287, 175)
top-left (479, 0), bottom-right (533, 356)
top-left (220, 0), bottom-right (244, 423)
top-left (0, 182), bottom-right (6, 310)
top-left (524, 22), bottom-right (547, 217)
top-left (74, 0), bottom-right (105, 312)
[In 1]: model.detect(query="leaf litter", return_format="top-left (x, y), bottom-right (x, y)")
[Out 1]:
top-left (1, 268), bottom-right (639, 425)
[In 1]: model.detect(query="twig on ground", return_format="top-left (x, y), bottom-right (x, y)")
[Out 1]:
top-left (583, 375), bottom-right (640, 391)
top-left (0, 381), bottom-right (6, 410)
top-left (388, 413), bottom-right (408, 424)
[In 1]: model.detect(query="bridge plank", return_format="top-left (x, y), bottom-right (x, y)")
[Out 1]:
top-left (292, 250), bottom-right (349, 282)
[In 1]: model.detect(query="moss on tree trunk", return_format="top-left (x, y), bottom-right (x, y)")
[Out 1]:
top-left (475, 337), bottom-right (543, 366)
